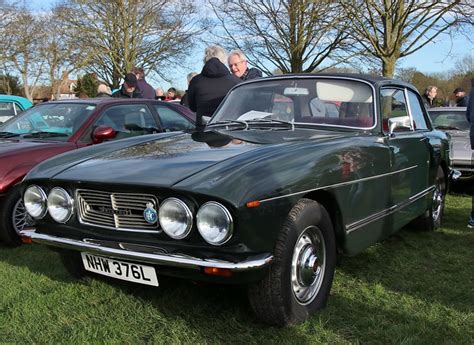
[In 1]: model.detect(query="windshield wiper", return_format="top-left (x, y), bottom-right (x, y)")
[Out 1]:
top-left (22, 131), bottom-right (69, 138)
top-left (207, 120), bottom-right (249, 130)
top-left (0, 131), bottom-right (21, 138)
top-left (246, 118), bottom-right (295, 130)
top-left (435, 125), bottom-right (460, 130)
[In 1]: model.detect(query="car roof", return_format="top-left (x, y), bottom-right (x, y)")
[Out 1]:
top-left (241, 73), bottom-right (416, 90)
top-left (42, 98), bottom-right (169, 105)
top-left (0, 94), bottom-right (33, 108)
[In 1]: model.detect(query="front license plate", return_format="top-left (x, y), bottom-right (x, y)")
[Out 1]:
top-left (81, 253), bottom-right (159, 286)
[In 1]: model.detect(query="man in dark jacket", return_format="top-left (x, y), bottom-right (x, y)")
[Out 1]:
top-left (454, 87), bottom-right (469, 107)
top-left (132, 67), bottom-right (155, 99)
top-left (228, 49), bottom-right (262, 81)
top-left (466, 79), bottom-right (474, 228)
top-left (187, 45), bottom-right (241, 128)
top-left (112, 73), bottom-right (142, 98)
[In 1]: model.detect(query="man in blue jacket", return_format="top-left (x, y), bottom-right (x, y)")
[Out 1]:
top-left (466, 78), bottom-right (474, 228)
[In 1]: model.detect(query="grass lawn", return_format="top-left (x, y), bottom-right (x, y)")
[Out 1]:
top-left (0, 194), bottom-right (473, 343)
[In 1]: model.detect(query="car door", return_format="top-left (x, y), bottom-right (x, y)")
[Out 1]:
top-left (381, 87), bottom-right (431, 230)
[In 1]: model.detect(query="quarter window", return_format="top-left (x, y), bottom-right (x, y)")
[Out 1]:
top-left (407, 90), bottom-right (429, 130)
top-left (381, 88), bottom-right (411, 133)
top-left (154, 105), bottom-right (194, 131)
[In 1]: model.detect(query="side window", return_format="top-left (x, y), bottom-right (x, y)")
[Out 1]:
top-left (0, 101), bottom-right (16, 123)
top-left (407, 90), bottom-right (429, 130)
top-left (154, 105), bottom-right (194, 131)
top-left (93, 104), bottom-right (158, 140)
top-left (380, 88), bottom-right (411, 133)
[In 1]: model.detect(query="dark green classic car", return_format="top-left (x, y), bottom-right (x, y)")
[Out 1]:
top-left (21, 74), bottom-right (451, 326)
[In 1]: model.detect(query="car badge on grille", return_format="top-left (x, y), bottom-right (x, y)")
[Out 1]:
top-left (143, 202), bottom-right (158, 224)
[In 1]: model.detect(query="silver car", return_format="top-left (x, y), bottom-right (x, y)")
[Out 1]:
top-left (428, 107), bottom-right (472, 180)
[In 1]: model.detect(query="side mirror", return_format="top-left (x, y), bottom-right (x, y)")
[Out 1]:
top-left (92, 126), bottom-right (116, 144)
top-left (388, 116), bottom-right (411, 135)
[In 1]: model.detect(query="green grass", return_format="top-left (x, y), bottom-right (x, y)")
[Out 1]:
top-left (1, 195), bottom-right (473, 343)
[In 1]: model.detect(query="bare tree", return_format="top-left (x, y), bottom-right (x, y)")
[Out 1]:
top-left (208, 0), bottom-right (354, 75)
top-left (1, 8), bottom-right (46, 101)
top-left (341, 0), bottom-right (474, 77)
top-left (57, 0), bottom-right (203, 88)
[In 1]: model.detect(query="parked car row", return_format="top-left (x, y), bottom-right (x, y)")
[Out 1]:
top-left (11, 74), bottom-right (457, 326)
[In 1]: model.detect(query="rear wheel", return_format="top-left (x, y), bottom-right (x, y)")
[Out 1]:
top-left (248, 199), bottom-right (336, 326)
top-left (0, 185), bottom-right (35, 246)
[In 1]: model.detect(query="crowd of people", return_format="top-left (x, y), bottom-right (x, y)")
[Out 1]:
top-left (97, 45), bottom-right (262, 127)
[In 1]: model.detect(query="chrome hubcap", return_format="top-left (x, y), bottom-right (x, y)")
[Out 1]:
top-left (432, 177), bottom-right (444, 222)
top-left (291, 226), bottom-right (326, 305)
top-left (12, 198), bottom-right (35, 235)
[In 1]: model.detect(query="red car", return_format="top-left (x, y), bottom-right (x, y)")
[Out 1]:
top-left (0, 98), bottom-right (195, 246)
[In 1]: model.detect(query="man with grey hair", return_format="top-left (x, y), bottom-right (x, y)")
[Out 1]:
top-left (228, 49), bottom-right (262, 81)
top-left (180, 72), bottom-right (198, 108)
top-left (187, 45), bottom-right (241, 128)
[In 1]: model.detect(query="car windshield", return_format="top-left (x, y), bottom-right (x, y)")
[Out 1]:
top-left (210, 78), bottom-right (375, 129)
top-left (428, 110), bottom-right (470, 131)
top-left (0, 103), bottom-right (96, 141)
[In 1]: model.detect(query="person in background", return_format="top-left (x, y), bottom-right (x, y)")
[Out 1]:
top-left (228, 49), bottom-right (262, 81)
top-left (187, 45), bottom-right (241, 128)
top-left (132, 66), bottom-right (155, 99)
top-left (165, 87), bottom-right (178, 101)
top-left (112, 73), bottom-right (142, 98)
top-left (422, 85), bottom-right (437, 109)
top-left (96, 84), bottom-right (112, 98)
top-left (155, 87), bottom-right (166, 100)
top-left (454, 87), bottom-right (469, 107)
top-left (466, 79), bottom-right (474, 228)
top-left (180, 72), bottom-right (198, 108)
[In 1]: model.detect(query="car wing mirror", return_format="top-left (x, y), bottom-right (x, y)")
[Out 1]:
top-left (388, 116), bottom-right (411, 135)
top-left (92, 126), bottom-right (116, 144)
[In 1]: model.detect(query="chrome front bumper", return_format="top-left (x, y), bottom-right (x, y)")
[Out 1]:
top-left (20, 230), bottom-right (273, 272)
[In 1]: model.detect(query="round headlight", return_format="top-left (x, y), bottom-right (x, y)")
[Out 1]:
top-left (196, 202), bottom-right (233, 245)
top-left (47, 188), bottom-right (73, 223)
top-left (23, 185), bottom-right (47, 219)
top-left (158, 198), bottom-right (193, 239)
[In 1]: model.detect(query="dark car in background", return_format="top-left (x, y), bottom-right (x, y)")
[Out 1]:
top-left (428, 107), bottom-right (472, 180)
top-left (21, 74), bottom-right (451, 326)
top-left (0, 99), bottom-right (195, 245)
top-left (0, 94), bottom-right (33, 124)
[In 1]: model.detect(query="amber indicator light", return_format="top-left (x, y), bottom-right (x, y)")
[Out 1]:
top-left (246, 200), bottom-right (261, 208)
top-left (21, 236), bottom-right (33, 244)
top-left (203, 267), bottom-right (233, 277)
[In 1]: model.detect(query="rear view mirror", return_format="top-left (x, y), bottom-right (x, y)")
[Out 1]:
top-left (92, 126), bottom-right (116, 144)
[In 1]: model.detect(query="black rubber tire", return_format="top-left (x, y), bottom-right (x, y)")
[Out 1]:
top-left (413, 166), bottom-right (446, 231)
top-left (0, 185), bottom-right (33, 246)
top-left (247, 198), bottom-right (336, 327)
top-left (56, 249), bottom-right (88, 279)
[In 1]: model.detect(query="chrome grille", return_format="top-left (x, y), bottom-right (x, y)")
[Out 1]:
top-left (76, 189), bottom-right (159, 232)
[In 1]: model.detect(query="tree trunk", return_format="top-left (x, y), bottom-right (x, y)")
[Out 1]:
top-left (382, 58), bottom-right (396, 77)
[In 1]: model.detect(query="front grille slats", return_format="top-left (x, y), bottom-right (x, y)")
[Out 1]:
top-left (76, 189), bottom-right (160, 232)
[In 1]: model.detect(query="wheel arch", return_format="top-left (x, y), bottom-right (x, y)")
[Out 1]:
top-left (302, 190), bottom-right (345, 254)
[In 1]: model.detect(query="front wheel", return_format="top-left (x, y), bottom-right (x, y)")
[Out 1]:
top-left (413, 166), bottom-right (446, 231)
top-left (0, 185), bottom-right (35, 246)
top-left (248, 199), bottom-right (336, 326)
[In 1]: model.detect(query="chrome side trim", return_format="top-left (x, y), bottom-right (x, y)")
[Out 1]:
top-left (20, 230), bottom-right (273, 272)
top-left (345, 185), bottom-right (435, 234)
top-left (259, 165), bottom-right (418, 203)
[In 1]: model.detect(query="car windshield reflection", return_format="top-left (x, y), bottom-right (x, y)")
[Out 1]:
top-left (0, 103), bottom-right (96, 141)
top-left (211, 78), bottom-right (375, 129)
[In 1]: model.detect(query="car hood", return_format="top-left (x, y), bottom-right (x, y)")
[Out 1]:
top-left (0, 138), bottom-right (75, 192)
top-left (33, 129), bottom-right (346, 188)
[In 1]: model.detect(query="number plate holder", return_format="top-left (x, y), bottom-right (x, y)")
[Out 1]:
top-left (81, 253), bottom-right (159, 286)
